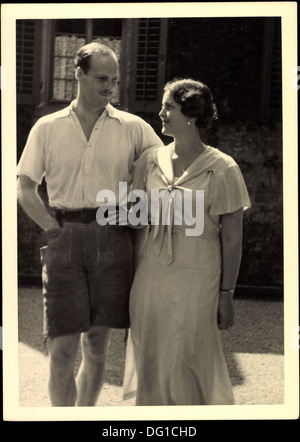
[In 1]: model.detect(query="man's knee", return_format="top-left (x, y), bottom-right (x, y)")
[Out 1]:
top-left (81, 326), bottom-right (111, 358)
top-left (48, 334), bottom-right (80, 374)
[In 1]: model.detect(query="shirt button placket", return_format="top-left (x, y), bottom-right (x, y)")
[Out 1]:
top-left (84, 143), bottom-right (94, 174)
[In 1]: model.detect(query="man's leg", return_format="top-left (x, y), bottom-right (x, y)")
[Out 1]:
top-left (47, 333), bottom-right (81, 406)
top-left (76, 325), bottom-right (111, 406)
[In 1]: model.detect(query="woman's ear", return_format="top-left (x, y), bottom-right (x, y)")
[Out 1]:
top-left (186, 116), bottom-right (197, 127)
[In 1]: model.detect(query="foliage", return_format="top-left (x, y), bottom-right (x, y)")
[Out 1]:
top-left (205, 120), bottom-right (283, 287)
top-left (166, 17), bottom-right (275, 123)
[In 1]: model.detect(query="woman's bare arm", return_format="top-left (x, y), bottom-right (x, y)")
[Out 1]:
top-left (218, 207), bottom-right (244, 329)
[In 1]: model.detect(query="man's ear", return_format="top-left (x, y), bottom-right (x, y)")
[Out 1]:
top-left (75, 67), bottom-right (82, 80)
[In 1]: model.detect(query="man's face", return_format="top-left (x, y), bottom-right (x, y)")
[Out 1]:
top-left (78, 53), bottom-right (120, 109)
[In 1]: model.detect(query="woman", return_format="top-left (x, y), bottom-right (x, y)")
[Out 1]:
top-left (123, 79), bottom-right (251, 405)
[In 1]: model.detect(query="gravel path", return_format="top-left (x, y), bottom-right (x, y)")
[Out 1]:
top-left (18, 288), bottom-right (284, 407)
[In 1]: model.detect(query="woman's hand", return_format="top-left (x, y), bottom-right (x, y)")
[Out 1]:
top-left (218, 291), bottom-right (235, 329)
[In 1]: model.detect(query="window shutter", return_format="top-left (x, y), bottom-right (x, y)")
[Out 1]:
top-left (127, 18), bottom-right (168, 112)
top-left (16, 20), bottom-right (42, 105)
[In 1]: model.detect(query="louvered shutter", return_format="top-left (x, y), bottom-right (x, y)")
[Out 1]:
top-left (16, 20), bottom-right (42, 105)
top-left (126, 18), bottom-right (168, 112)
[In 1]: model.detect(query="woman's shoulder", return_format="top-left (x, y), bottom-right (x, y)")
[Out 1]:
top-left (207, 146), bottom-right (238, 171)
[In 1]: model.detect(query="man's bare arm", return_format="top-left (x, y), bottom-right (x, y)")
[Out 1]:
top-left (17, 174), bottom-right (61, 232)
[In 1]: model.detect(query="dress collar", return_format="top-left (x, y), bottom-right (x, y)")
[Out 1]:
top-left (157, 143), bottom-right (215, 185)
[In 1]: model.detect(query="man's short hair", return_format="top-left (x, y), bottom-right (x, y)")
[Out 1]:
top-left (74, 42), bottom-right (118, 74)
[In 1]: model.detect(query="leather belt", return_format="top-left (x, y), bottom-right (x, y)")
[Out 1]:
top-left (55, 208), bottom-right (99, 224)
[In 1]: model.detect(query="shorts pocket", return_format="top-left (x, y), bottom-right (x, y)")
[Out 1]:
top-left (44, 226), bottom-right (72, 281)
top-left (46, 227), bottom-right (63, 245)
top-left (40, 245), bottom-right (48, 264)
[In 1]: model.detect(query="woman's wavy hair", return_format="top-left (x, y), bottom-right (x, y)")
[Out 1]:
top-left (164, 78), bottom-right (218, 129)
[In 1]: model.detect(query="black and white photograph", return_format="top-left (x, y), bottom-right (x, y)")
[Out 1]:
top-left (2, 2), bottom-right (298, 422)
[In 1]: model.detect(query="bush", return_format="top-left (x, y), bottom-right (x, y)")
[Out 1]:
top-left (205, 120), bottom-right (283, 287)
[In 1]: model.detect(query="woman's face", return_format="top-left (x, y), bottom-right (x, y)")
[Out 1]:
top-left (159, 90), bottom-right (190, 137)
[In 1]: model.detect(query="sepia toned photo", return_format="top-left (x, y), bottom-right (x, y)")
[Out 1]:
top-left (2, 2), bottom-right (298, 423)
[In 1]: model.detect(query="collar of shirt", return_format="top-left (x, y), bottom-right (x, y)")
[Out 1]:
top-left (56, 101), bottom-right (124, 125)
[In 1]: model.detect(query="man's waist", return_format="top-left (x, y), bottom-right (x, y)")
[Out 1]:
top-left (55, 207), bottom-right (122, 224)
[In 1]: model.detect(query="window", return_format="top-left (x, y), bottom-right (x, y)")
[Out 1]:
top-left (52, 19), bottom-right (123, 103)
top-left (17, 19), bottom-right (168, 113)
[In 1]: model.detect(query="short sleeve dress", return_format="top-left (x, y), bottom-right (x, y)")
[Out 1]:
top-left (123, 143), bottom-right (251, 405)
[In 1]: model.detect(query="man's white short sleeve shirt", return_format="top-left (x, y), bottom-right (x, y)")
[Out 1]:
top-left (17, 103), bottom-right (163, 209)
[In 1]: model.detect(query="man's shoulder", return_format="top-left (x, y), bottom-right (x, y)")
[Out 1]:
top-left (108, 106), bottom-right (150, 127)
top-left (34, 106), bottom-right (71, 128)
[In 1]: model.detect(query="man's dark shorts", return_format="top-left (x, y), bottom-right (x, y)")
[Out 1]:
top-left (40, 221), bottom-right (133, 339)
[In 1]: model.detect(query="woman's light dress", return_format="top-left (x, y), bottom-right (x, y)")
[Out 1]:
top-left (123, 143), bottom-right (251, 405)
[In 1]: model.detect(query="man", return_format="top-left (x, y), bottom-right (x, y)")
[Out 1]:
top-left (17, 42), bottom-right (163, 406)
